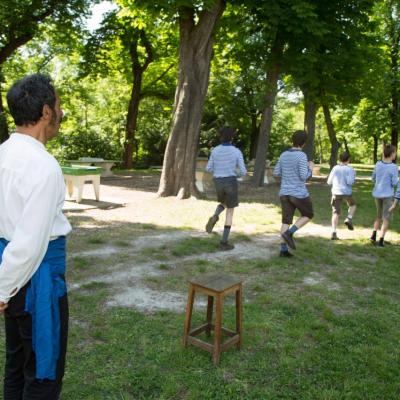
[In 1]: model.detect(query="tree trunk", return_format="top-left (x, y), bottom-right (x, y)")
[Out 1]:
top-left (322, 103), bottom-right (340, 169)
top-left (373, 133), bottom-right (378, 164)
top-left (0, 77), bottom-right (9, 143)
top-left (343, 137), bottom-right (350, 155)
top-left (302, 89), bottom-right (317, 161)
top-left (158, 2), bottom-right (226, 198)
top-left (123, 30), bottom-right (153, 169)
top-left (388, 1), bottom-right (399, 147)
top-left (249, 112), bottom-right (259, 160)
top-left (123, 72), bottom-right (142, 169)
top-left (252, 35), bottom-right (283, 187)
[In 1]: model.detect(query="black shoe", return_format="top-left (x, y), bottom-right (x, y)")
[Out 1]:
top-left (206, 215), bottom-right (219, 233)
top-left (281, 230), bottom-right (296, 250)
top-left (219, 242), bottom-right (234, 251)
top-left (279, 250), bottom-right (294, 258)
top-left (377, 239), bottom-right (385, 247)
top-left (344, 218), bottom-right (354, 230)
top-left (331, 232), bottom-right (339, 240)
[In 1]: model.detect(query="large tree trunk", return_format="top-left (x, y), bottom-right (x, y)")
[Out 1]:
top-left (322, 103), bottom-right (340, 169)
top-left (123, 30), bottom-right (153, 169)
top-left (158, 2), bottom-right (226, 198)
top-left (252, 35), bottom-right (283, 187)
top-left (302, 88), bottom-right (317, 161)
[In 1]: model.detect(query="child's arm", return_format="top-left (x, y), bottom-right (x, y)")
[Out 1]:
top-left (298, 155), bottom-right (312, 181)
top-left (237, 151), bottom-right (247, 176)
top-left (371, 165), bottom-right (376, 182)
top-left (205, 152), bottom-right (214, 173)
top-left (327, 167), bottom-right (335, 186)
top-left (389, 198), bottom-right (399, 213)
top-left (391, 166), bottom-right (399, 188)
top-left (273, 158), bottom-right (282, 178)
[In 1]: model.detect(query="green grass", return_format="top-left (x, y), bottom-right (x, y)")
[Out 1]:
top-left (1, 177), bottom-right (400, 399)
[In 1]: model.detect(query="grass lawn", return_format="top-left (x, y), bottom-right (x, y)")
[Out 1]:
top-left (0, 172), bottom-right (400, 399)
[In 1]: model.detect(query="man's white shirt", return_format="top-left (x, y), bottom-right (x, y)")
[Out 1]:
top-left (0, 133), bottom-right (71, 303)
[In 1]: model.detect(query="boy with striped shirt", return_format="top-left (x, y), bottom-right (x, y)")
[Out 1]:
top-left (273, 130), bottom-right (314, 257)
top-left (205, 127), bottom-right (247, 250)
top-left (327, 151), bottom-right (357, 240)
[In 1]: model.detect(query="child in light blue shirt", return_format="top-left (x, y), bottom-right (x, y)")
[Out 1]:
top-left (370, 144), bottom-right (398, 246)
top-left (327, 151), bottom-right (356, 240)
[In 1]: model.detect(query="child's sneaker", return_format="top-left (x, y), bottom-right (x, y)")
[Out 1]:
top-left (219, 241), bottom-right (234, 251)
top-left (331, 232), bottom-right (339, 240)
top-left (281, 230), bottom-right (296, 250)
top-left (377, 238), bottom-right (385, 247)
top-left (206, 215), bottom-right (219, 233)
top-left (344, 218), bottom-right (354, 230)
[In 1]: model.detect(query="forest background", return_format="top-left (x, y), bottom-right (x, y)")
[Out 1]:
top-left (0, 0), bottom-right (399, 196)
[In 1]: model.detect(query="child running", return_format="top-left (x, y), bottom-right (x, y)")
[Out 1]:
top-left (205, 127), bottom-right (247, 251)
top-left (370, 144), bottom-right (398, 247)
top-left (273, 130), bottom-right (314, 257)
top-left (327, 151), bottom-right (357, 240)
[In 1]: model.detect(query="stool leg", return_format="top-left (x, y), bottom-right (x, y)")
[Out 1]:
top-left (213, 294), bottom-right (223, 365)
top-left (206, 296), bottom-right (214, 337)
top-left (236, 284), bottom-right (242, 349)
top-left (183, 285), bottom-right (195, 346)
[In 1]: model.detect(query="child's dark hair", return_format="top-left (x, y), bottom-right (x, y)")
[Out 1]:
top-left (292, 130), bottom-right (307, 147)
top-left (339, 151), bottom-right (350, 163)
top-left (219, 126), bottom-right (236, 143)
top-left (383, 143), bottom-right (396, 158)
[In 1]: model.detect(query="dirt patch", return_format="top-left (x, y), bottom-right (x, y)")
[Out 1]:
top-left (107, 285), bottom-right (207, 312)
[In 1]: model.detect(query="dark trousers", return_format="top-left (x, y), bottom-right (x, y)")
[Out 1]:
top-left (3, 283), bottom-right (69, 400)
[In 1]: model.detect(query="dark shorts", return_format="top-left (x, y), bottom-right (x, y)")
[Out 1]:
top-left (280, 195), bottom-right (314, 224)
top-left (214, 176), bottom-right (239, 208)
top-left (331, 195), bottom-right (356, 215)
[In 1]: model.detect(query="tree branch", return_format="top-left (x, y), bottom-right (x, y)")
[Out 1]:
top-left (141, 63), bottom-right (174, 93)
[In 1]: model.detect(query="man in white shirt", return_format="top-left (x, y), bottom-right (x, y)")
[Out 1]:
top-left (0, 74), bottom-right (71, 399)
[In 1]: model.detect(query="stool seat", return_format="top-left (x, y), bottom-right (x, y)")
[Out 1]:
top-left (183, 273), bottom-right (243, 365)
top-left (189, 274), bottom-right (241, 293)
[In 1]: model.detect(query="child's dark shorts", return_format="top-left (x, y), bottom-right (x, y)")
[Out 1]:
top-left (280, 195), bottom-right (314, 224)
top-left (214, 176), bottom-right (239, 208)
top-left (331, 195), bottom-right (356, 215)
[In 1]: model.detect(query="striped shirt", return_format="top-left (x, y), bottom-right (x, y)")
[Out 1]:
top-left (327, 164), bottom-right (356, 196)
top-left (206, 144), bottom-right (247, 178)
top-left (372, 161), bottom-right (398, 198)
top-left (273, 148), bottom-right (312, 198)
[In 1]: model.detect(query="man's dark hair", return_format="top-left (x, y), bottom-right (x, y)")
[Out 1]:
top-left (6, 74), bottom-right (56, 126)
top-left (339, 151), bottom-right (350, 163)
top-left (219, 126), bottom-right (236, 143)
top-left (383, 143), bottom-right (396, 158)
top-left (292, 130), bottom-right (307, 147)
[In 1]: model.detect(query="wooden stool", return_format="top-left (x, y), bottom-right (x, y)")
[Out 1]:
top-left (183, 274), bottom-right (242, 365)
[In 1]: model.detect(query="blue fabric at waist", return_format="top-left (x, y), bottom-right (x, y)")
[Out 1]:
top-left (0, 236), bottom-right (67, 380)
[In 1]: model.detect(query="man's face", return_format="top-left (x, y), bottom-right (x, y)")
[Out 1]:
top-left (46, 93), bottom-right (63, 140)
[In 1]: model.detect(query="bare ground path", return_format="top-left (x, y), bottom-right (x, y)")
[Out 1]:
top-left (63, 171), bottom-right (389, 313)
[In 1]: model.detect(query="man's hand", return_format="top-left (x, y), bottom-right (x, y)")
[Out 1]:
top-left (308, 161), bottom-right (315, 170)
top-left (389, 204), bottom-right (396, 213)
top-left (0, 302), bottom-right (8, 314)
